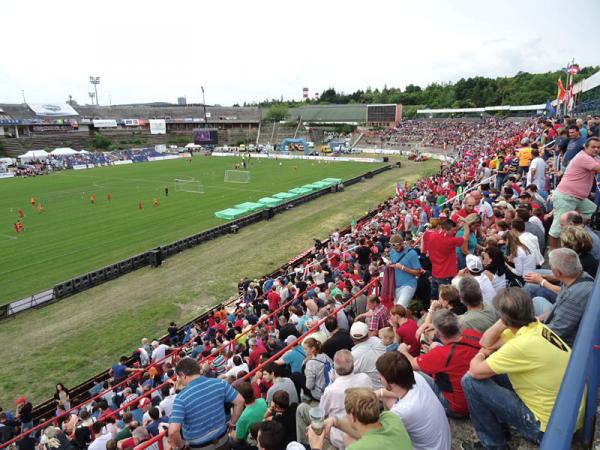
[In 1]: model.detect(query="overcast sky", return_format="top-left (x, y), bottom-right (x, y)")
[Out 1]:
top-left (0, 0), bottom-right (598, 107)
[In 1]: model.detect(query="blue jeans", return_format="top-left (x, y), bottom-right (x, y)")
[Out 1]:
top-left (523, 283), bottom-right (557, 304)
top-left (532, 297), bottom-right (553, 316)
top-left (461, 374), bottom-right (543, 449)
top-left (420, 372), bottom-right (467, 419)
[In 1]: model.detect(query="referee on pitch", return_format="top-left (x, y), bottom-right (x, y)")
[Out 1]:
top-left (169, 357), bottom-right (244, 450)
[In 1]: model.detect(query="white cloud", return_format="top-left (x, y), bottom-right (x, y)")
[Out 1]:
top-left (0, 0), bottom-right (597, 106)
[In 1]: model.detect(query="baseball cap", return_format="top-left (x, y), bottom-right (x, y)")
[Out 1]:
top-left (350, 321), bottom-right (369, 339)
top-left (138, 397), bottom-right (151, 407)
top-left (466, 254), bottom-right (484, 274)
top-left (16, 395), bottom-right (26, 405)
top-left (284, 335), bottom-right (297, 345)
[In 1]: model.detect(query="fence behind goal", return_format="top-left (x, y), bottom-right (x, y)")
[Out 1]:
top-left (224, 170), bottom-right (250, 183)
top-left (174, 179), bottom-right (204, 193)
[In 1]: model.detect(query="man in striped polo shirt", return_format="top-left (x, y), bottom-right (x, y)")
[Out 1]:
top-left (168, 357), bottom-right (244, 450)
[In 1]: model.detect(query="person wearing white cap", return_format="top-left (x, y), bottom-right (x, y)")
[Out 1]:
top-left (462, 254), bottom-right (497, 306)
top-left (349, 321), bottom-right (386, 389)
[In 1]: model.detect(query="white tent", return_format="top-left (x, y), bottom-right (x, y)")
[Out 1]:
top-left (79, 149), bottom-right (90, 154)
top-left (19, 150), bottom-right (49, 161)
top-left (185, 143), bottom-right (202, 149)
top-left (50, 147), bottom-right (79, 156)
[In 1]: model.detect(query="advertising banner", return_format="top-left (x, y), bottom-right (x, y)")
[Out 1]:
top-left (149, 119), bottom-right (166, 134)
top-left (113, 160), bottom-right (133, 165)
top-left (93, 119), bottom-right (118, 128)
top-left (28, 103), bottom-right (79, 116)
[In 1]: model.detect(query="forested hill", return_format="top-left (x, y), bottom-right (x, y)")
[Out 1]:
top-left (258, 66), bottom-right (598, 111)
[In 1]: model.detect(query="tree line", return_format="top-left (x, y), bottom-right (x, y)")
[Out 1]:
top-left (261, 66), bottom-right (598, 120)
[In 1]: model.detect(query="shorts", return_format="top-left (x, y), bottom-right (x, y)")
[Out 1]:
top-left (549, 190), bottom-right (597, 238)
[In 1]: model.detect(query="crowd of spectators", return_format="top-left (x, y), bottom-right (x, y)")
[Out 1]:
top-left (6, 148), bottom-right (166, 177)
top-left (1, 115), bottom-right (599, 450)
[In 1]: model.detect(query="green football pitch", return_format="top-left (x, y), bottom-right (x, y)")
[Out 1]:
top-left (0, 156), bottom-right (384, 304)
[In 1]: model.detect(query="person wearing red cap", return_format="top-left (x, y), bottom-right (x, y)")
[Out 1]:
top-left (16, 395), bottom-right (33, 431)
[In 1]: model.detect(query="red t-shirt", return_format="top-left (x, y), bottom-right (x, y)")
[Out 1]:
top-left (395, 319), bottom-right (421, 356)
top-left (267, 291), bottom-right (281, 311)
top-left (416, 329), bottom-right (481, 415)
top-left (450, 208), bottom-right (468, 224)
top-left (119, 437), bottom-right (136, 449)
top-left (382, 223), bottom-right (391, 238)
top-left (426, 232), bottom-right (464, 279)
top-left (248, 346), bottom-right (266, 370)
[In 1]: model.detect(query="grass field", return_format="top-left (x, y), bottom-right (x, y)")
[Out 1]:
top-left (0, 157), bottom-right (384, 304)
top-left (0, 159), bottom-right (440, 410)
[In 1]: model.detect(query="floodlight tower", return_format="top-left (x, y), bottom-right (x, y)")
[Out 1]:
top-left (201, 86), bottom-right (208, 129)
top-left (88, 92), bottom-right (96, 105)
top-left (89, 76), bottom-right (100, 105)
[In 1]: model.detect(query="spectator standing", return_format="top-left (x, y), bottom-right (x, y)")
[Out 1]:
top-left (426, 220), bottom-right (469, 299)
top-left (550, 137), bottom-right (600, 249)
top-left (388, 235), bottom-right (422, 307)
top-left (527, 148), bottom-right (546, 192)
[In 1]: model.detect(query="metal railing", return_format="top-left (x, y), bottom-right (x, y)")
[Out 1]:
top-left (540, 266), bottom-right (600, 448)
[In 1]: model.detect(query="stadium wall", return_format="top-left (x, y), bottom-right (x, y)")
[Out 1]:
top-left (0, 165), bottom-right (392, 321)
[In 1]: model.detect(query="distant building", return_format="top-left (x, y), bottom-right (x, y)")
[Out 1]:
top-left (177, 97), bottom-right (187, 105)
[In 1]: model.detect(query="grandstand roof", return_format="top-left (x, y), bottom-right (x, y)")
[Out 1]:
top-left (282, 104), bottom-right (367, 123)
top-left (0, 103), bottom-right (261, 123)
top-left (573, 70), bottom-right (600, 95)
top-left (417, 104), bottom-right (546, 115)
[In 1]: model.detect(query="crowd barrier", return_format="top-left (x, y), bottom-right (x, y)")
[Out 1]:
top-left (540, 265), bottom-right (600, 449)
top-left (0, 165), bottom-right (391, 320)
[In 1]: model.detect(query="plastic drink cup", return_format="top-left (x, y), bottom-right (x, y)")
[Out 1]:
top-left (309, 406), bottom-right (325, 435)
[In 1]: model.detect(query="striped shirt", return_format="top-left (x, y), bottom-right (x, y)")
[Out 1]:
top-left (169, 376), bottom-right (239, 444)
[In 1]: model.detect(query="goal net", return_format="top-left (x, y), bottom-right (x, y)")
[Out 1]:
top-left (174, 179), bottom-right (204, 193)
top-left (224, 170), bottom-right (251, 183)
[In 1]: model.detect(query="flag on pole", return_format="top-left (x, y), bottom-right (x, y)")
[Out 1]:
top-left (395, 181), bottom-right (403, 197)
top-left (567, 64), bottom-right (580, 75)
top-left (545, 100), bottom-right (556, 117)
top-left (566, 81), bottom-right (574, 113)
top-left (556, 78), bottom-right (566, 103)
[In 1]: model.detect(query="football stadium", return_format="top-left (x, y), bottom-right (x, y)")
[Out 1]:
top-left (1, 2), bottom-right (600, 450)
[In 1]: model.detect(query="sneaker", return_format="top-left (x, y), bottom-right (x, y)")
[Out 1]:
top-left (460, 441), bottom-right (487, 450)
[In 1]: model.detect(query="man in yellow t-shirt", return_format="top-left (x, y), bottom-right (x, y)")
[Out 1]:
top-left (459, 288), bottom-right (584, 450)
top-left (517, 138), bottom-right (532, 176)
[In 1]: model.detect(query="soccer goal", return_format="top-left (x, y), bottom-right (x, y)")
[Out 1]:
top-left (224, 170), bottom-right (251, 183)
top-left (174, 179), bottom-right (204, 193)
